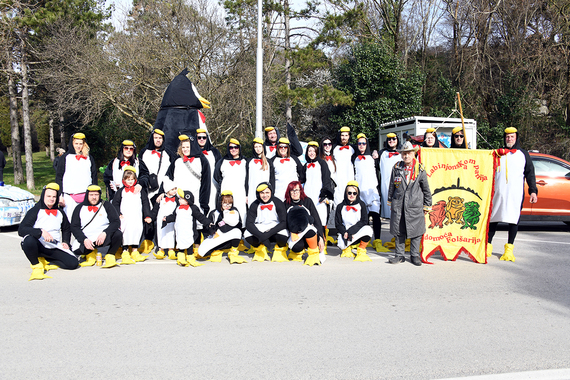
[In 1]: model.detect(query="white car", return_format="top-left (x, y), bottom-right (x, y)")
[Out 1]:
top-left (0, 185), bottom-right (36, 227)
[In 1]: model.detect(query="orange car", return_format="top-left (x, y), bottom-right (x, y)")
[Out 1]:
top-left (521, 152), bottom-right (570, 224)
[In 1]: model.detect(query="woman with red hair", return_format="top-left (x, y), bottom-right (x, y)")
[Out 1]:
top-left (283, 181), bottom-right (325, 266)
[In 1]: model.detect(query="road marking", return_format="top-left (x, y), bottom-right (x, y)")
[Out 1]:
top-left (435, 368), bottom-right (570, 380)
top-left (492, 236), bottom-right (570, 245)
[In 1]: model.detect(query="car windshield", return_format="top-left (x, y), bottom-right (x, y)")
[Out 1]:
top-left (532, 157), bottom-right (570, 176)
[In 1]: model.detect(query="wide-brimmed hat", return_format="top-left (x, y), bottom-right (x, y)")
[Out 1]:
top-left (398, 141), bottom-right (419, 153)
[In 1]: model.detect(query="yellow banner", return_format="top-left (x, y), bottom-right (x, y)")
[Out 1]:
top-left (420, 148), bottom-right (495, 263)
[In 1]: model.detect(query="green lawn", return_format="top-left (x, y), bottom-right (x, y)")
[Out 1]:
top-left (3, 151), bottom-right (105, 197)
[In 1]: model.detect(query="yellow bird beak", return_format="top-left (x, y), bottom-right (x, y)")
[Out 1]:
top-left (199, 97), bottom-right (211, 109)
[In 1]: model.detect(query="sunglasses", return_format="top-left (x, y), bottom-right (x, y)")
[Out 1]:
top-left (323, 142), bottom-right (332, 146)
top-left (357, 142), bottom-right (366, 145)
top-left (222, 203), bottom-right (232, 206)
top-left (279, 145), bottom-right (288, 149)
top-left (455, 134), bottom-right (464, 138)
top-left (229, 145), bottom-right (239, 150)
top-left (387, 137), bottom-right (397, 141)
top-left (347, 191), bottom-right (357, 195)
top-left (197, 136), bottom-right (207, 140)
top-left (123, 146), bottom-right (134, 151)
top-left (291, 188), bottom-right (300, 193)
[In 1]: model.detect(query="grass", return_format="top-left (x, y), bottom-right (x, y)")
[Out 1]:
top-left (3, 151), bottom-right (106, 197)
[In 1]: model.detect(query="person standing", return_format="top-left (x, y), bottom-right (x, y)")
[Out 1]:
top-left (247, 138), bottom-right (271, 207)
top-left (263, 126), bottom-right (280, 159)
top-left (270, 137), bottom-right (304, 201)
top-left (378, 133), bottom-right (401, 219)
top-left (332, 126), bottom-right (355, 205)
top-left (450, 126), bottom-right (467, 149)
top-left (195, 128), bottom-right (222, 213)
top-left (488, 127), bottom-right (538, 261)
top-left (104, 140), bottom-right (143, 201)
top-left (387, 142), bottom-right (432, 266)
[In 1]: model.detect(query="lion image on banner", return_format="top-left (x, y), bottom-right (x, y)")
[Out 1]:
top-left (420, 148), bottom-right (495, 264)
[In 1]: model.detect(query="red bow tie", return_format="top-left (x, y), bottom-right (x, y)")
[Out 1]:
top-left (269, 146), bottom-right (276, 152)
top-left (280, 158), bottom-right (290, 163)
top-left (230, 160), bottom-right (241, 166)
top-left (165, 197), bottom-right (175, 202)
top-left (389, 152), bottom-right (399, 158)
top-left (152, 150), bottom-right (161, 158)
top-left (202, 150), bottom-right (208, 155)
top-left (346, 206), bottom-right (357, 212)
top-left (45, 209), bottom-right (57, 216)
top-left (88, 206), bottom-right (98, 212)
top-left (120, 160), bottom-right (129, 167)
top-left (125, 186), bottom-right (135, 193)
top-left (325, 156), bottom-right (333, 161)
top-left (183, 156), bottom-right (194, 163)
top-left (254, 159), bottom-right (262, 164)
top-left (260, 204), bottom-right (273, 211)
top-left (307, 163), bottom-right (315, 168)
top-left (75, 155), bottom-right (87, 160)
top-left (339, 145), bottom-right (350, 150)
top-left (358, 155), bottom-right (366, 160)
top-left (498, 148), bottom-right (517, 156)
top-left (179, 204), bottom-right (189, 210)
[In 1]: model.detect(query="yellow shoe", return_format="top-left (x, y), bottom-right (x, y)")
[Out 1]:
top-left (383, 237), bottom-right (396, 249)
top-left (177, 251), bottom-right (188, 266)
top-left (131, 250), bottom-right (148, 262)
top-left (252, 245), bottom-right (270, 262)
top-left (139, 239), bottom-right (155, 254)
top-left (185, 254), bottom-right (204, 267)
top-left (29, 263), bottom-right (52, 281)
top-left (168, 249), bottom-right (177, 260)
top-left (354, 247), bottom-right (372, 262)
top-left (304, 247), bottom-right (321, 266)
top-left (102, 254), bottom-right (118, 268)
top-left (228, 247), bottom-right (247, 264)
top-left (373, 239), bottom-right (390, 253)
top-left (500, 243), bottom-right (515, 262)
top-left (288, 250), bottom-right (303, 262)
top-left (237, 240), bottom-right (248, 252)
top-left (340, 247), bottom-right (355, 258)
top-left (115, 248), bottom-right (122, 260)
top-left (209, 250), bottom-right (223, 263)
top-left (80, 250), bottom-right (97, 267)
top-left (153, 249), bottom-right (165, 259)
top-left (271, 245), bottom-right (289, 262)
top-left (325, 228), bottom-right (337, 245)
top-left (487, 243), bottom-right (493, 258)
top-left (121, 250), bottom-right (136, 265)
top-left (246, 245), bottom-right (256, 254)
top-left (38, 257), bottom-right (59, 271)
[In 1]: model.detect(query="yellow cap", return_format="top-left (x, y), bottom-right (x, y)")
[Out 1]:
top-left (505, 127), bottom-right (517, 134)
top-left (265, 127), bottom-right (275, 132)
top-left (386, 133), bottom-right (397, 138)
top-left (122, 140), bottom-right (134, 146)
top-left (426, 128), bottom-right (436, 133)
top-left (177, 188), bottom-right (184, 198)
top-left (357, 133), bottom-right (366, 139)
top-left (278, 137), bottom-right (290, 145)
top-left (87, 185), bottom-right (101, 192)
top-left (221, 190), bottom-right (233, 196)
top-left (340, 126), bottom-right (350, 132)
top-left (73, 133), bottom-right (85, 139)
top-left (153, 129), bottom-right (164, 136)
top-left (253, 137), bottom-right (263, 144)
top-left (178, 134), bottom-right (189, 141)
top-left (308, 141), bottom-right (319, 147)
top-left (256, 183), bottom-right (268, 192)
top-left (122, 165), bottom-right (136, 173)
top-left (452, 126), bottom-right (463, 134)
top-left (45, 183), bottom-right (60, 191)
top-left (347, 180), bottom-right (359, 187)
top-left (230, 138), bottom-right (240, 146)
top-left (196, 128), bottom-right (207, 134)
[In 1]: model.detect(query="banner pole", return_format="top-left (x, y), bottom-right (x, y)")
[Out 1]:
top-left (456, 92), bottom-right (467, 147)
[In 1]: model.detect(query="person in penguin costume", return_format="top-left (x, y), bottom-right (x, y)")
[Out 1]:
top-left (152, 68), bottom-right (211, 154)
top-left (284, 181), bottom-right (326, 265)
top-left (213, 138), bottom-right (248, 225)
top-left (264, 123), bottom-right (304, 160)
top-left (161, 189), bottom-right (210, 267)
top-left (387, 142), bottom-right (432, 266)
top-left (195, 128), bottom-right (222, 214)
top-left (488, 127), bottom-right (538, 262)
top-left (104, 140), bottom-right (145, 201)
top-left (55, 133), bottom-right (98, 221)
top-left (137, 128), bottom-right (176, 253)
top-left (319, 136), bottom-right (338, 245)
top-left (302, 141), bottom-right (333, 253)
top-left (269, 137), bottom-right (304, 201)
top-left (198, 190), bottom-right (246, 264)
top-left (18, 183), bottom-right (79, 280)
top-left (421, 127), bottom-right (442, 148)
top-left (378, 132), bottom-right (402, 220)
top-left (70, 185), bottom-right (123, 268)
top-left (332, 126), bottom-right (355, 206)
top-left (335, 181), bottom-right (374, 262)
top-left (352, 133), bottom-right (388, 253)
top-left (450, 126), bottom-right (467, 148)
top-left (112, 166), bottom-right (152, 264)
top-left (244, 182), bottom-right (289, 262)
top-left (151, 181), bottom-right (179, 260)
top-left (248, 137), bottom-right (272, 208)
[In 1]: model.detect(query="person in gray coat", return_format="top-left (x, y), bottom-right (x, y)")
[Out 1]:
top-left (387, 141), bottom-right (432, 266)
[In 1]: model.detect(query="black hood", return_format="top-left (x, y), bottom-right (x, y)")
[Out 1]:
top-left (353, 135), bottom-right (371, 156)
top-left (180, 135), bottom-right (204, 158)
top-left (81, 186), bottom-right (102, 206)
top-left (215, 192), bottom-right (233, 212)
top-left (197, 130), bottom-right (216, 151)
top-left (422, 130), bottom-right (441, 148)
top-left (382, 134), bottom-right (401, 151)
top-left (343, 183), bottom-right (361, 205)
top-left (160, 68), bottom-right (203, 110)
top-left (179, 189), bottom-right (195, 206)
top-left (39, 184), bottom-right (62, 210)
top-left (115, 141), bottom-right (137, 169)
top-left (140, 129), bottom-right (176, 158)
top-left (223, 140), bottom-right (244, 160)
top-left (304, 144), bottom-right (320, 163)
top-left (502, 131), bottom-right (522, 150)
top-left (264, 126), bottom-right (281, 147)
top-left (335, 128), bottom-right (351, 146)
top-left (252, 139), bottom-right (265, 159)
top-left (255, 182), bottom-right (274, 204)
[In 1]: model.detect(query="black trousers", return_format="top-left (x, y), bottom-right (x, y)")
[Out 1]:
top-left (245, 234), bottom-right (287, 248)
top-left (21, 236), bottom-right (79, 269)
top-left (75, 230), bottom-right (123, 256)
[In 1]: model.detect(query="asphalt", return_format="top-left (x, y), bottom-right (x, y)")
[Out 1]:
top-left (1, 222), bottom-right (569, 379)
